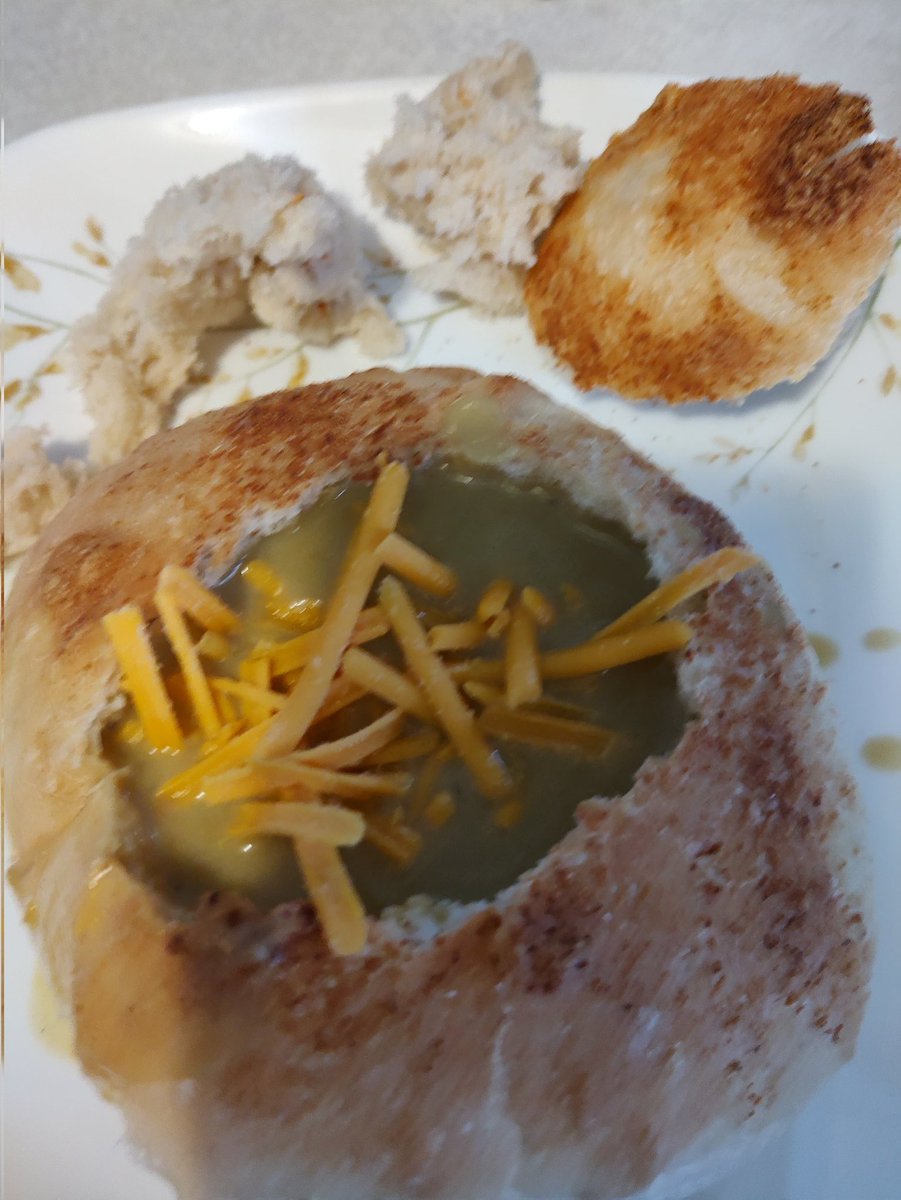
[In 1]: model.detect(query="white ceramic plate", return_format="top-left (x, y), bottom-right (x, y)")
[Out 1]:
top-left (4, 76), bottom-right (901, 1200)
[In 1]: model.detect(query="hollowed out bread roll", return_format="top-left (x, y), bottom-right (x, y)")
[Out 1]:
top-left (525, 76), bottom-right (901, 401)
top-left (6, 369), bottom-right (870, 1200)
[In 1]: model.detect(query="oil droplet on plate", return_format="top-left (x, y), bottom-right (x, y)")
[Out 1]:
top-left (863, 627), bottom-right (901, 652)
top-left (808, 633), bottom-right (839, 668)
top-left (30, 966), bottom-right (76, 1059)
top-left (861, 736), bottom-right (901, 772)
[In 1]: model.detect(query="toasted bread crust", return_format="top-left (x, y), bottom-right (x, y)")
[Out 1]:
top-left (525, 76), bottom-right (901, 401)
top-left (6, 370), bottom-right (870, 1200)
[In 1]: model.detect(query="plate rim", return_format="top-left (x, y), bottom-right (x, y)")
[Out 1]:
top-left (3, 69), bottom-right (676, 154)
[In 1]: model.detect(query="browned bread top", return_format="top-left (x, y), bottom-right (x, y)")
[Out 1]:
top-left (525, 76), bottom-right (901, 401)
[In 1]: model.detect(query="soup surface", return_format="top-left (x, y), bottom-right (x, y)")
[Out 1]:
top-left (108, 463), bottom-right (688, 914)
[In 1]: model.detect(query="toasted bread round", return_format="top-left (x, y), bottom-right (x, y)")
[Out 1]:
top-left (525, 76), bottom-right (901, 401)
top-left (6, 369), bottom-right (870, 1200)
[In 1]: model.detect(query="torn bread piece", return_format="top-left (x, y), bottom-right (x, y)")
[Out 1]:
top-left (3, 426), bottom-right (86, 557)
top-left (65, 155), bottom-right (402, 465)
top-left (526, 75), bottom-right (901, 400)
top-left (367, 42), bottom-right (583, 314)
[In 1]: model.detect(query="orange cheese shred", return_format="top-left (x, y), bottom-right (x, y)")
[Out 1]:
top-left (521, 586), bottom-right (555, 627)
top-left (230, 800), bottom-right (365, 846)
top-left (258, 460), bottom-right (409, 757)
top-left (424, 791), bottom-right (456, 828)
top-left (156, 588), bottom-right (221, 739)
top-left (203, 760), bottom-right (411, 805)
top-left (379, 532), bottom-right (458, 596)
top-left (379, 575), bottom-right (510, 799)
top-left (342, 647), bottom-right (433, 721)
top-left (210, 677), bottom-right (287, 713)
top-left (364, 730), bottom-right (442, 765)
top-left (196, 630), bottom-right (231, 661)
top-left (157, 564), bottom-right (239, 633)
top-left (294, 840), bottom-right (367, 956)
top-left (102, 606), bottom-right (182, 751)
top-left (504, 600), bottom-right (542, 707)
top-left (158, 718), bottom-right (273, 800)
top-left (308, 677), bottom-right (367, 727)
top-left (455, 620), bottom-right (694, 684)
top-left (365, 817), bottom-right (423, 866)
top-left (263, 607), bottom-right (389, 677)
top-left (479, 706), bottom-right (616, 755)
top-left (476, 578), bottom-right (513, 624)
top-left (428, 619), bottom-right (486, 652)
top-left (292, 709), bottom-right (405, 769)
top-left (596, 548), bottom-right (760, 639)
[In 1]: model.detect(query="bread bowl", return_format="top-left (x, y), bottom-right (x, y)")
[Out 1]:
top-left (6, 367), bottom-right (870, 1200)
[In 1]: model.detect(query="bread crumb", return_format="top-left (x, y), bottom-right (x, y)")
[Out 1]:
top-left (367, 42), bottom-right (582, 314)
top-left (4, 426), bottom-right (86, 557)
top-left (65, 155), bottom-right (402, 465)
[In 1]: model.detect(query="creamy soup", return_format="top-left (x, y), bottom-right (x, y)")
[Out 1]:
top-left (108, 463), bottom-right (688, 914)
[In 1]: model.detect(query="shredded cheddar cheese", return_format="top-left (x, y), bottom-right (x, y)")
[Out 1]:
top-left (159, 719), bottom-right (274, 800)
top-left (119, 716), bottom-right (145, 745)
top-left (308, 677), bottom-right (367, 726)
top-left (196, 630), bottom-right (232, 662)
top-left (294, 839), bottom-right (367, 956)
top-left (424, 791), bottom-right (455, 828)
top-left (200, 761), bottom-right (317, 804)
top-left (102, 457), bottom-right (759, 959)
top-left (428, 619), bottom-right (486, 652)
top-left (365, 730), bottom-right (442, 765)
top-left (485, 609), bottom-right (511, 639)
top-left (476, 578), bottom-right (513, 624)
top-left (479, 706), bottom-right (616, 755)
top-left (203, 760), bottom-right (411, 805)
top-left (258, 460), bottom-right (410, 756)
top-left (342, 647), bottom-right (433, 720)
top-left (274, 763), bottom-right (412, 802)
top-left (411, 745), bottom-right (454, 816)
top-left (202, 719), bottom-right (246, 756)
top-left (521, 586), bottom-right (555, 628)
top-left (155, 588), bottom-right (221, 739)
top-left (158, 564), bottom-right (239, 633)
top-left (212, 677), bottom-right (287, 713)
top-left (102, 606), bottom-right (183, 751)
top-left (494, 799), bottom-right (524, 829)
top-left (230, 800), bottom-right (365, 847)
top-left (260, 607), bottom-right (389, 677)
top-left (238, 655), bottom-right (272, 724)
top-left (380, 575), bottom-right (511, 800)
top-left (242, 559), bottom-right (322, 629)
top-left (455, 620), bottom-right (694, 684)
top-left (461, 680), bottom-right (504, 707)
top-left (504, 599), bottom-right (542, 708)
top-left (379, 532), bottom-right (458, 596)
top-left (291, 709), bottom-right (404, 769)
top-left (365, 816), bottom-right (423, 866)
top-left (213, 687), bottom-right (239, 724)
top-left (242, 559), bottom-right (284, 600)
top-left (595, 548), bottom-right (760, 639)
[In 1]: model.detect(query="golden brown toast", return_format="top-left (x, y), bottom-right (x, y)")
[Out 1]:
top-left (525, 76), bottom-right (901, 401)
